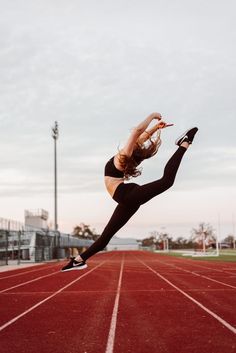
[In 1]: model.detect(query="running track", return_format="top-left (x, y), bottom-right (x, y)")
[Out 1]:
top-left (0, 251), bottom-right (236, 353)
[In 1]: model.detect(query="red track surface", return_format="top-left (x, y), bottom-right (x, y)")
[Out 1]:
top-left (0, 251), bottom-right (236, 353)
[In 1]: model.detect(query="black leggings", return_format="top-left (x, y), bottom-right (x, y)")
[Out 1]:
top-left (80, 146), bottom-right (186, 261)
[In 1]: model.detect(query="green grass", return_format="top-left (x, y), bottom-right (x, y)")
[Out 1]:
top-left (157, 250), bottom-right (236, 262)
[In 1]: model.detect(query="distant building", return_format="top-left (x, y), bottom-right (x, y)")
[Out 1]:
top-left (106, 236), bottom-right (139, 251)
top-left (25, 209), bottom-right (49, 229)
top-left (0, 211), bottom-right (94, 263)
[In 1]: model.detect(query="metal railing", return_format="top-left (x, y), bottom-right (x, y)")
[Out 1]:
top-left (0, 227), bottom-right (94, 266)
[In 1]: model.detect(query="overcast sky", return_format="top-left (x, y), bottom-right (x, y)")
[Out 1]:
top-left (0, 0), bottom-right (236, 240)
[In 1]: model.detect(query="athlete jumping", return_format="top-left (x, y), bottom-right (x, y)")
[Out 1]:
top-left (61, 112), bottom-right (198, 272)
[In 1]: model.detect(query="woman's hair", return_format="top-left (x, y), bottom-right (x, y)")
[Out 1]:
top-left (119, 131), bottom-right (162, 180)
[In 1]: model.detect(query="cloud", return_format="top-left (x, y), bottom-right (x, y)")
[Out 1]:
top-left (0, 0), bottom-right (236, 238)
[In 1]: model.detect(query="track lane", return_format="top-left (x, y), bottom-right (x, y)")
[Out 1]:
top-left (158, 255), bottom-right (236, 276)
top-left (138, 252), bottom-right (236, 328)
top-left (146, 255), bottom-right (236, 290)
top-left (139, 252), bottom-right (236, 288)
top-left (0, 262), bottom-right (60, 280)
top-left (0, 253), bottom-right (122, 353)
top-left (138, 255), bottom-right (236, 333)
top-left (0, 253), bottom-right (110, 292)
top-left (114, 252), bottom-right (236, 353)
top-left (1, 251), bottom-right (236, 353)
top-left (0, 253), bottom-right (108, 280)
top-left (0, 253), bottom-right (116, 327)
top-left (0, 263), bottom-right (63, 292)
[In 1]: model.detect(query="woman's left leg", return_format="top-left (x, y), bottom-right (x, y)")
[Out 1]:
top-left (79, 203), bottom-right (140, 261)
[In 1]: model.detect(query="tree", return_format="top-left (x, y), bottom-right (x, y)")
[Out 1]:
top-left (142, 236), bottom-right (156, 248)
top-left (142, 231), bottom-right (172, 250)
top-left (223, 235), bottom-right (235, 248)
top-left (191, 222), bottom-right (216, 251)
top-left (73, 223), bottom-right (99, 241)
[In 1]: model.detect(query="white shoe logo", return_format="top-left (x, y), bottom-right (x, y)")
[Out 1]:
top-left (73, 262), bottom-right (82, 267)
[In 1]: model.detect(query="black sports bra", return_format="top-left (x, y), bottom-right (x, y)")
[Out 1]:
top-left (104, 157), bottom-right (124, 178)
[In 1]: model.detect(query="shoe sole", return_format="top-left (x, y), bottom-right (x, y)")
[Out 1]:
top-left (61, 264), bottom-right (88, 272)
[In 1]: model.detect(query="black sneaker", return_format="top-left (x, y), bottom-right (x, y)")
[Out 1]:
top-left (175, 127), bottom-right (198, 146)
top-left (61, 257), bottom-right (88, 272)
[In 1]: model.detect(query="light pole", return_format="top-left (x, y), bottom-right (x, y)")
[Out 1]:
top-left (232, 213), bottom-right (236, 249)
top-left (52, 121), bottom-right (59, 231)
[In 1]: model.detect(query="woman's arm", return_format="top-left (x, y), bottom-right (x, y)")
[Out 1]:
top-left (118, 113), bottom-right (162, 157)
top-left (137, 121), bottom-right (167, 144)
top-left (135, 112), bottom-right (162, 134)
top-left (137, 124), bottom-right (159, 144)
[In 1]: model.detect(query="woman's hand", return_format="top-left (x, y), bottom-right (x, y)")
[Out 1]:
top-left (148, 112), bottom-right (162, 120)
top-left (157, 121), bottom-right (174, 129)
top-left (147, 113), bottom-right (173, 129)
top-left (157, 121), bottom-right (167, 129)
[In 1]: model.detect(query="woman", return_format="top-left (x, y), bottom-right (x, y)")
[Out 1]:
top-left (61, 112), bottom-right (198, 272)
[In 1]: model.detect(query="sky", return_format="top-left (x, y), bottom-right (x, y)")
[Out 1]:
top-left (0, 0), bottom-right (236, 241)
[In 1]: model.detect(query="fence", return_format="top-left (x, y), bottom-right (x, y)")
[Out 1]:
top-left (0, 228), bottom-right (94, 265)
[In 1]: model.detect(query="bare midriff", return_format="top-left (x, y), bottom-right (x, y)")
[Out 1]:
top-left (104, 176), bottom-right (124, 198)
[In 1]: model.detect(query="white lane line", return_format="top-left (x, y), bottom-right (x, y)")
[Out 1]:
top-left (138, 258), bottom-right (236, 335)
top-left (0, 260), bottom-right (107, 333)
top-left (222, 268), bottom-right (236, 271)
top-left (151, 258), bottom-right (236, 290)
top-left (2, 288), bottom-right (236, 296)
top-left (105, 255), bottom-right (124, 353)
top-left (0, 270), bottom-right (59, 293)
top-left (0, 264), bottom-right (58, 280)
top-left (167, 257), bottom-right (236, 276)
top-left (0, 255), bottom-right (111, 280)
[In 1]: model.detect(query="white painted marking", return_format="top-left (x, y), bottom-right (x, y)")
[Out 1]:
top-left (0, 271), bottom-right (59, 293)
top-left (0, 265), bottom-right (55, 280)
top-left (139, 258), bottom-right (236, 335)
top-left (105, 256), bottom-right (124, 353)
top-left (222, 268), bottom-right (236, 271)
top-left (153, 258), bottom-right (236, 290)
top-left (0, 261), bottom-right (106, 332)
top-left (170, 258), bottom-right (236, 276)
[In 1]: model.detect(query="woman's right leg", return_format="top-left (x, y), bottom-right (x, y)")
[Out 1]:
top-left (126, 145), bottom-right (187, 206)
top-left (79, 203), bottom-right (140, 261)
